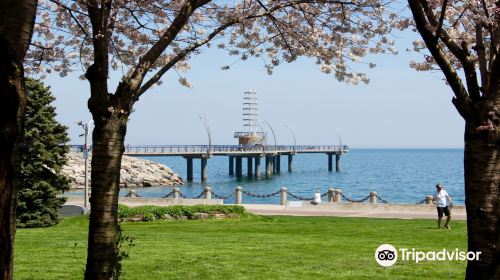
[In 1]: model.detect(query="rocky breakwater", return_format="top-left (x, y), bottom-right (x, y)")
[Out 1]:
top-left (62, 152), bottom-right (183, 189)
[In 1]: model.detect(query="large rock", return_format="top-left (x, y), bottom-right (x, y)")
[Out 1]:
top-left (62, 152), bottom-right (183, 189)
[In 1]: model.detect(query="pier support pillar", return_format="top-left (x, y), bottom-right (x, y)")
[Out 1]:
top-left (272, 156), bottom-right (276, 173)
top-left (276, 155), bottom-right (281, 173)
top-left (201, 158), bottom-right (208, 181)
top-left (335, 154), bottom-right (341, 172)
top-left (229, 156), bottom-right (234, 175)
top-left (247, 157), bottom-right (253, 177)
top-left (254, 156), bottom-right (261, 178)
top-left (186, 157), bottom-right (193, 181)
top-left (236, 157), bottom-right (243, 178)
top-left (265, 156), bottom-right (273, 176)
top-left (288, 154), bottom-right (293, 172)
top-left (328, 154), bottom-right (333, 172)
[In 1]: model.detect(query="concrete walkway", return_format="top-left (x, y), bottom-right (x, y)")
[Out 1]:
top-left (64, 196), bottom-right (466, 220)
top-left (242, 202), bottom-right (467, 220)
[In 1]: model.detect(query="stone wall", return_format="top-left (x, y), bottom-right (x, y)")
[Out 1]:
top-left (62, 152), bottom-right (183, 189)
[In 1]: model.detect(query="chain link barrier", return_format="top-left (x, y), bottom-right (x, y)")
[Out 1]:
top-left (415, 198), bottom-right (426, 204)
top-left (176, 191), bottom-right (205, 199)
top-left (193, 191), bottom-right (205, 199)
top-left (287, 191), bottom-right (313, 201)
top-left (341, 193), bottom-right (371, 203)
top-left (241, 190), bottom-right (281, 198)
top-left (163, 188), bottom-right (423, 205)
top-left (377, 196), bottom-right (389, 204)
top-left (162, 190), bottom-right (174, 198)
top-left (211, 191), bottom-right (235, 200)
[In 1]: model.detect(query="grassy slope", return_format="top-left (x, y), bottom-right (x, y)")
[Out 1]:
top-left (14, 215), bottom-right (466, 280)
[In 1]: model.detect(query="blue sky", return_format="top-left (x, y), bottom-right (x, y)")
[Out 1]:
top-left (46, 29), bottom-right (464, 149)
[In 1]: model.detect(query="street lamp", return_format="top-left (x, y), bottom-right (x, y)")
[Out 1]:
top-left (198, 115), bottom-right (212, 156)
top-left (285, 125), bottom-right (297, 154)
top-left (77, 119), bottom-right (93, 208)
top-left (336, 128), bottom-right (342, 153)
top-left (255, 119), bottom-right (267, 151)
top-left (264, 121), bottom-right (277, 152)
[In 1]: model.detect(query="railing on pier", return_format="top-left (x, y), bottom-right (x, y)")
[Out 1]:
top-left (120, 144), bottom-right (349, 154)
top-left (69, 144), bottom-right (349, 155)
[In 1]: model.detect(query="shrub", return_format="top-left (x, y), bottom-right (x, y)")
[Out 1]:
top-left (118, 204), bottom-right (246, 222)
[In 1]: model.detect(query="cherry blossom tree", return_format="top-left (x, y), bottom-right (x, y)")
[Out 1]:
top-left (0, 1), bottom-right (37, 279)
top-left (408, 0), bottom-right (499, 278)
top-left (31, 0), bottom-right (401, 278)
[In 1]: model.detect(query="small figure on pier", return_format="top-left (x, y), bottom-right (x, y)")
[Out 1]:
top-left (311, 190), bottom-right (321, 205)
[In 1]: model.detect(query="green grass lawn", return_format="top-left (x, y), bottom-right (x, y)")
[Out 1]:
top-left (14, 215), bottom-right (466, 279)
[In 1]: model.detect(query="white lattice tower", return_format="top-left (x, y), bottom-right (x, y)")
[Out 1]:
top-left (243, 90), bottom-right (258, 133)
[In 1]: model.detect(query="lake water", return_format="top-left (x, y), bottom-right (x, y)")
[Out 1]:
top-left (108, 149), bottom-right (464, 204)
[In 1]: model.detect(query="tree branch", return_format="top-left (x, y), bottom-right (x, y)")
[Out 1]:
top-left (408, 0), bottom-right (471, 118)
top-left (136, 21), bottom-right (236, 97)
top-left (474, 22), bottom-right (488, 96)
top-left (122, 0), bottom-right (329, 107)
top-left (48, 0), bottom-right (89, 38)
top-left (419, 0), bottom-right (481, 101)
top-left (256, 0), bottom-right (294, 54)
top-left (114, 0), bottom-right (210, 107)
top-left (435, 0), bottom-right (448, 39)
top-left (123, 6), bottom-right (156, 32)
top-left (85, 0), bottom-right (112, 116)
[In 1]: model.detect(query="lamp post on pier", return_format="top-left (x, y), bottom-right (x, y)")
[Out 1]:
top-left (264, 121), bottom-right (276, 152)
top-left (335, 128), bottom-right (342, 171)
top-left (199, 114), bottom-right (212, 156)
top-left (285, 125), bottom-right (297, 154)
top-left (336, 129), bottom-right (342, 153)
top-left (264, 121), bottom-right (278, 174)
top-left (77, 119), bottom-right (93, 208)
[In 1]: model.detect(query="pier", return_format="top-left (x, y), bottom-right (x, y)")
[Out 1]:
top-left (121, 144), bottom-right (349, 181)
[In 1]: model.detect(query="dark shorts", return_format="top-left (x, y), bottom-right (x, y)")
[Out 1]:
top-left (437, 206), bottom-right (451, 218)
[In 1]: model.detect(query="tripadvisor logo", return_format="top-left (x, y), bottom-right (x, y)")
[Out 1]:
top-left (375, 244), bottom-right (398, 267)
top-left (374, 244), bottom-right (481, 267)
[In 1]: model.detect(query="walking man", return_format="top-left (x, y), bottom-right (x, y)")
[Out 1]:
top-left (433, 184), bottom-right (452, 229)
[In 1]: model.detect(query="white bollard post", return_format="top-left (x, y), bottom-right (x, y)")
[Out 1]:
top-left (236, 186), bottom-right (242, 204)
top-left (370, 191), bottom-right (378, 204)
top-left (173, 187), bottom-right (180, 199)
top-left (280, 187), bottom-right (288, 205)
top-left (328, 188), bottom-right (335, 203)
top-left (204, 186), bottom-right (211, 200)
top-left (335, 189), bottom-right (342, 203)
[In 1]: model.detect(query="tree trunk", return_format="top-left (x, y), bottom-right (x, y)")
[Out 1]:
top-left (84, 114), bottom-right (127, 280)
top-left (464, 99), bottom-right (500, 279)
top-left (0, 1), bottom-right (36, 278)
top-left (0, 54), bottom-right (26, 280)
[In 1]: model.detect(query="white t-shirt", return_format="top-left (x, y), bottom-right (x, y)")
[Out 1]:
top-left (313, 192), bottom-right (321, 204)
top-left (434, 190), bottom-right (450, 207)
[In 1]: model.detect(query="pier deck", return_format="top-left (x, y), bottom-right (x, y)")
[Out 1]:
top-left (70, 144), bottom-right (349, 181)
